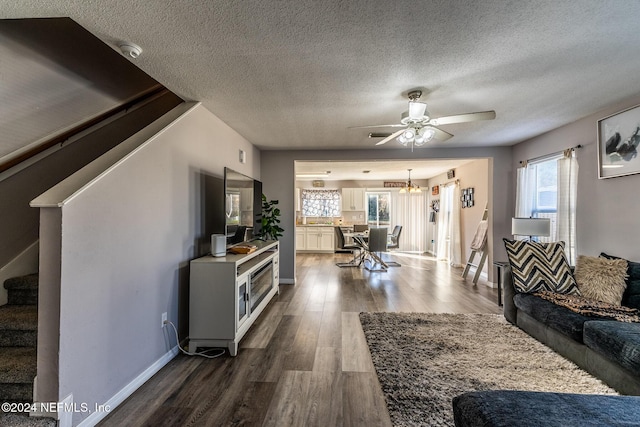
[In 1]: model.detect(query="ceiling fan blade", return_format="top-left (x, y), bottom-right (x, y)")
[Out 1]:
top-left (349, 124), bottom-right (406, 129)
top-left (376, 129), bottom-right (405, 145)
top-left (431, 110), bottom-right (496, 126)
top-left (431, 126), bottom-right (454, 141)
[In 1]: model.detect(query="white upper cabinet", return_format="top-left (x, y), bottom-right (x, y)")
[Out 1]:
top-left (342, 188), bottom-right (365, 211)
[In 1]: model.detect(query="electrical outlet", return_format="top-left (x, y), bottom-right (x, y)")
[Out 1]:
top-left (161, 312), bottom-right (167, 328)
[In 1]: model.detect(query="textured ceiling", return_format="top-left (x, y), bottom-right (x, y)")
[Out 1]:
top-left (3, 0), bottom-right (640, 151)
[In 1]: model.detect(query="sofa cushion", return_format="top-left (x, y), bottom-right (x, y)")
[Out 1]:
top-left (514, 293), bottom-right (593, 342)
top-left (584, 320), bottom-right (640, 375)
top-left (601, 252), bottom-right (640, 309)
top-left (452, 390), bottom-right (640, 427)
top-left (503, 239), bottom-right (578, 294)
top-left (574, 255), bottom-right (627, 305)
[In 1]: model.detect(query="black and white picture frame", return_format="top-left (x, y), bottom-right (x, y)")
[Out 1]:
top-left (461, 187), bottom-right (475, 208)
top-left (598, 103), bottom-right (640, 179)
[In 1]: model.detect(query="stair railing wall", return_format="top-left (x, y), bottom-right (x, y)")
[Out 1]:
top-left (30, 102), bottom-right (260, 426)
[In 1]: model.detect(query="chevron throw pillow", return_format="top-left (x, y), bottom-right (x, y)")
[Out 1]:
top-left (503, 239), bottom-right (579, 294)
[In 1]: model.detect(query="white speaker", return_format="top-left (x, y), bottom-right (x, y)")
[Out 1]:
top-left (211, 234), bottom-right (226, 257)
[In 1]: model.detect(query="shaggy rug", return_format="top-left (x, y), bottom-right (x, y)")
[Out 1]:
top-left (359, 312), bottom-right (616, 427)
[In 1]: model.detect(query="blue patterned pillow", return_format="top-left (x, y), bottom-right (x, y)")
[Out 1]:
top-left (503, 239), bottom-right (579, 295)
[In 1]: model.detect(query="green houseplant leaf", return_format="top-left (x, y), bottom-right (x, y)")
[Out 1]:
top-left (259, 194), bottom-right (284, 240)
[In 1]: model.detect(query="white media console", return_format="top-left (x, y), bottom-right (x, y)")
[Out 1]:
top-left (188, 240), bottom-right (279, 356)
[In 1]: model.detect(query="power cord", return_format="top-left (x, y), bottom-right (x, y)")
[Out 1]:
top-left (164, 320), bottom-right (226, 359)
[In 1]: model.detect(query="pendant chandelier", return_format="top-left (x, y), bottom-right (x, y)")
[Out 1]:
top-left (399, 169), bottom-right (421, 194)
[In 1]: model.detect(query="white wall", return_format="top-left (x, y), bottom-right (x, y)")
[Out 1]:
top-left (512, 93), bottom-right (640, 261)
top-left (262, 148), bottom-right (512, 284)
top-left (31, 103), bottom-right (259, 426)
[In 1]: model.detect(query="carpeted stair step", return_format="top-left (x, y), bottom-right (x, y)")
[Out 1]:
top-left (4, 275), bottom-right (38, 306)
top-left (0, 306), bottom-right (37, 347)
top-left (0, 347), bottom-right (36, 402)
top-left (0, 413), bottom-right (57, 427)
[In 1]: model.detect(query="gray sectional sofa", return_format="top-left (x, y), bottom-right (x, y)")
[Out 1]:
top-left (453, 252), bottom-right (640, 426)
top-left (501, 252), bottom-right (640, 395)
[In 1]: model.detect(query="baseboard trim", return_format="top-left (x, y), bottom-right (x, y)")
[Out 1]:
top-left (75, 345), bottom-right (179, 427)
top-left (279, 278), bottom-right (295, 285)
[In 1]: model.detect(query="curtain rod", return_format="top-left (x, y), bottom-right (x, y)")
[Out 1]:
top-left (519, 144), bottom-right (582, 165)
top-left (439, 178), bottom-right (459, 187)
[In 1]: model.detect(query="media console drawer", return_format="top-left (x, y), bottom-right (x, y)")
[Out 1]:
top-left (188, 240), bottom-right (279, 356)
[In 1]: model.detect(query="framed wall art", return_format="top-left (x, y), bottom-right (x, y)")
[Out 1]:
top-left (598, 103), bottom-right (640, 179)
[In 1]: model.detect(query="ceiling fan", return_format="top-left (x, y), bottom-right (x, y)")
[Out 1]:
top-left (356, 90), bottom-right (496, 147)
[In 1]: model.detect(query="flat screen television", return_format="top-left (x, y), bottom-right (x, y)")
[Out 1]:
top-left (224, 167), bottom-right (262, 245)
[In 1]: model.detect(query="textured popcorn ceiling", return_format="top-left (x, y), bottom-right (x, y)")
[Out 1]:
top-left (2, 0), bottom-right (640, 151)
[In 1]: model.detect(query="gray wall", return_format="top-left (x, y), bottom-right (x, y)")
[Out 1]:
top-left (262, 148), bottom-right (512, 283)
top-left (33, 103), bottom-right (259, 426)
top-left (0, 91), bottom-right (182, 269)
top-left (512, 93), bottom-right (640, 261)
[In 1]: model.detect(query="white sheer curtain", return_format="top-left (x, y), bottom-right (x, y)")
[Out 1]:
top-left (436, 182), bottom-right (462, 266)
top-left (389, 190), bottom-right (428, 252)
top-left (515, 163), bottom-right (534, 219)
top-left (557, 150), bottom-right (579, 265)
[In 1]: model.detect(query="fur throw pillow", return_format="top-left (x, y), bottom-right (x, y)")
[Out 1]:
top-left (574, 255), bottom-right (628, 305)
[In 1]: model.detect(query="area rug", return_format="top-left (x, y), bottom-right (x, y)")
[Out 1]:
top-left (359, 312), bottom-right (616, 427)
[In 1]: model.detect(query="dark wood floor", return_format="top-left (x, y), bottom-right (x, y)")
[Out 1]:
top-left (98, 252), bottom-right (500, 426)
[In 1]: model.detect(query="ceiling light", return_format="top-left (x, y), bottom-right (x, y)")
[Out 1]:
top-left (399, 169), bottom-right (421, 194)
top-left (402, 129), bottom-right (415, 139)
top-left (414, 127), bottom-right (436, 146)
top-left (296, 171), bottom-right (331, 178)
top-left (397, 134), bottom-right (410, 146)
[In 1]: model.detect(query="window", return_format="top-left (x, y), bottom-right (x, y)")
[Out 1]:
top-left (301, 189), bottom-right (341, 217)
top-left (516, 151), bottom-right (578, 264)
top-left (366, 192), bottom-right (390, 226)
top-left (529, 156), bottom-right (561, 242)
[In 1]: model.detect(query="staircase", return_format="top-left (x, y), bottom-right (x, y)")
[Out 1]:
top-left (0, 274), bottom-right (56, 427)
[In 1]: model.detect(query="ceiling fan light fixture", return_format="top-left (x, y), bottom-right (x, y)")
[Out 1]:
top-left (397, 134), bottom-right (410, 146)
top-left (403, 129), bottom-right (415, 139)
top-left (414, 133), bottom-right (427, 145)
top-left (408, 101), bottom-right (428, 120)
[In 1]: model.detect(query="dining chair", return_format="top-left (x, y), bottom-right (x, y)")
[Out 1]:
top-left (365, 227), bottom-right (389, 271)
top-left (353, 224), bottom-right (369, 233)
top-left (334, 227), bottom-right (362, 267)
top-left (384, 225), bottom-right (402, 267)
top-left (388, 225), bottom-right (402, 250)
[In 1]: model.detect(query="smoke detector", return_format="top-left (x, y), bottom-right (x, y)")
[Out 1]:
top-left (119, 43), bottom-right (142, 59)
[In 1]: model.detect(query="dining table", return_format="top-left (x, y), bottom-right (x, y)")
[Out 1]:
top-left (343, 231), bottom-right (389, 269)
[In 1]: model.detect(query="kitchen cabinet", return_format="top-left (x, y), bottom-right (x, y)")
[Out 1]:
top-left (342, 188), bottom-right (365, 211)
top-left (295, 227), bottom-right (306, 249)
top-left (296, 226), bottom-right (335, 252)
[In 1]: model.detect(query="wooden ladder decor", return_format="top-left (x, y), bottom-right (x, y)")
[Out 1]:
top-left (462, 204), bottom-right (489, 284)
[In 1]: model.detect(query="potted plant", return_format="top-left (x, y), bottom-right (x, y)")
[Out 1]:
top-left (259, 194), bottom-right (284, 240)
